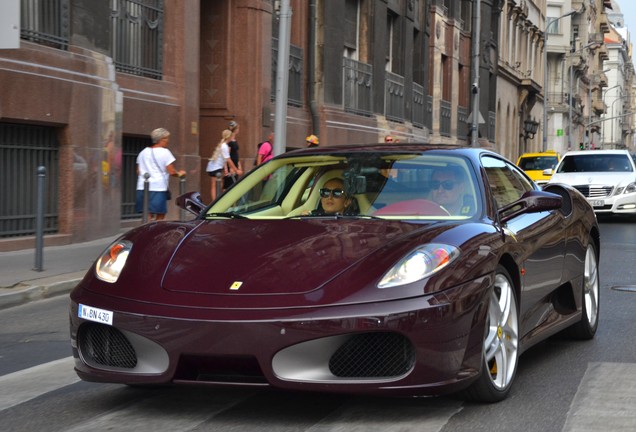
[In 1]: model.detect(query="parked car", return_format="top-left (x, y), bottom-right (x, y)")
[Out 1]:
top-left (69, 144), bottom-right (600, 403)
top-left (516, 150), bottom-right (560, 185)
top-left (548, 149), bottom-right (636, 216)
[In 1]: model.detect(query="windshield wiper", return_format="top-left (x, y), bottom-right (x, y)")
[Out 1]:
top-left (205, 212), bottom-right (248, 219)
top-left (285, 213), bottom-right (383, 220)
top-left (335, 214), bottom-right (383, 220)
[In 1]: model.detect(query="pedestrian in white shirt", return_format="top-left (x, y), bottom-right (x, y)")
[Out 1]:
top-left (135, 128), bottom-right (185, 221)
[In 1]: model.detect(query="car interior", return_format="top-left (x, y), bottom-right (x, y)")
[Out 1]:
top-left (215, 155), bottom-right (479, 220)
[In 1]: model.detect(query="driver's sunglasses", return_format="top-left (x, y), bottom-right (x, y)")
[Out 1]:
top-left (319, 188), bottom-right (345, 198)
top-left (430, 180), bottom-right (457, 190)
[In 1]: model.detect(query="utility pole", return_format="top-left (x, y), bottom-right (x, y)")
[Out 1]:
top-left (273, 0), bottom-right (292, 156)
top-left (470, 0), bottom-right (481, 147)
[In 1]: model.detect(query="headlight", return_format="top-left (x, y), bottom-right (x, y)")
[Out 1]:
top-left (624, 182), bottom-right (636, 194)
top-left (95, 240), bottom-right (132, 283)
top-left (378, 244), bottom-right (459, 288)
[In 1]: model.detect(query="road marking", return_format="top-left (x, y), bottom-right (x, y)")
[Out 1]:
top-left (0, 356), bottom-right (80, 410)
top-left (64, 388), bottom-right (249, 432)
top-left (563, 362), bottom-right (636, 431)
top-left (306, 397), bottom-right (463, 432)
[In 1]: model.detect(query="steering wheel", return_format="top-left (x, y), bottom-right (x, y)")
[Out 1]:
top-left (372, 199), bottom-right (451, 216)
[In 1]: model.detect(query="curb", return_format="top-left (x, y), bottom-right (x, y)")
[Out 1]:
top-left (0, 272), bottom-right (85, 310)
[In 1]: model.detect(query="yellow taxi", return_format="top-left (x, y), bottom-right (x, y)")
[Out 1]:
top-left (516, 150), bottom-right (561, 185)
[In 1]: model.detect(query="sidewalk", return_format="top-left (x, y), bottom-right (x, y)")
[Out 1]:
top-left (0, 234), bottom-right (122, 310)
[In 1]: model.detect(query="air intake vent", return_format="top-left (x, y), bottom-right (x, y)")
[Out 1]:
top-left (329, 333), bottom-right (415, 378)
top-left (78, 323), bottom-right (137, 369)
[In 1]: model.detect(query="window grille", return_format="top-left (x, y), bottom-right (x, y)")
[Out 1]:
top-left (111, 0), bottom-right (164, 79)
top-left (20, 0), bottom-right (70, 50)
top-left (0, 123), bottom-right (59, 238)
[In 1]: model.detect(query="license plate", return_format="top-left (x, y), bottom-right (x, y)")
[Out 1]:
top-left (592, 200), bottom-right (604, 207)
top-left (78, 304), bottom-right (113, 325)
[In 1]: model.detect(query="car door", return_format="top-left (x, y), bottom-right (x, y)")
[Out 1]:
top-left (482, 156), bottom-right (567, 336)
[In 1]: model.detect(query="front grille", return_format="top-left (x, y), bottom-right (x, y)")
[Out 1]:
top-left (329, 333), bottom-right (415, 378)
top-left (174, 355), bottom-right (266, 384)
top-left (573, 185), bottom-right (613, 198)
top-left (78, 323), bottom-right (137, 369)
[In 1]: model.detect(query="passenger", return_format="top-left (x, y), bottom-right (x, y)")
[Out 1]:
top-left (430, 166), bottom-right (471, 215)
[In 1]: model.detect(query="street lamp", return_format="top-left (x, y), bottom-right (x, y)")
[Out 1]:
top-left (610, 93), bottom-right (628, 148)
top-left (603, 84), bottom-right (621, 97)
top-left (543, 9), bottom-right (578, 151)
top-left (521, 118), bottom-right (540, 154)
top-left (523, 118), bottom-right (540, 139)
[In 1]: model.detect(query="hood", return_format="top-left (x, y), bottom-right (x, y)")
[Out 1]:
top-left (162, 219), bottom-right (421, 295)
top-left (550, 171), bottom-right (636, 187)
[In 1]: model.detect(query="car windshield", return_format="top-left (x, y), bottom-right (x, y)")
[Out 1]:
top-left (206, 152), bottom-right (480, 220)
top-left (557, 154), bottom-right (633, 173)
top-left (519, 156), bottom-right (558, 170)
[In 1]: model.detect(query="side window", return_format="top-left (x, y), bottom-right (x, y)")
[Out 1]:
top-left (482, 156), bottom-right (532, 209)
top-left (508, 162), bottom-right (535, 193)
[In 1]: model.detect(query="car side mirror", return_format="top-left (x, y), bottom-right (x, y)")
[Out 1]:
top-left (176, 191), bottom-right (206, 216)
top-left (542, 168), bottom-right (554, 176)
top-left (498, 190), bottom-right (562, 224)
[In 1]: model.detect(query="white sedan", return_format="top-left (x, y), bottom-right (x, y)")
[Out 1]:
top-left (548, 149), bottom-right (636, 215)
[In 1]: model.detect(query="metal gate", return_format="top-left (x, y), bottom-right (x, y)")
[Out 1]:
top-left (121, 135), bottom-right (150, 219)
top-left (0, 122), bottom-right (59, 238)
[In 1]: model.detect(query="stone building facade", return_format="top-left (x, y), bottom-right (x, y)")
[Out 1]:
top-left (0, 0), bottom-right (500, 251)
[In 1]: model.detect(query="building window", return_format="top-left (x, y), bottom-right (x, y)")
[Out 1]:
top-left (20, 0), bottom-right (70, 50)
top-left (111, 0), bottom-right (164, 80)
top-left (386, 10), bottom-right (403, 75)
top-left (546, 6), bottom-right (566, 35)
top-left (459, 0), bottom-right (471, 32)
top-left (344, 0), bottom-right (359, 59)
top-left (572, 24), bottom-right (579, 42)
top-left (0, 122), bottom-right (59, 238)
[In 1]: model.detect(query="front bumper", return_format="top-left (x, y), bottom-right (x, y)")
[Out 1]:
top-left (69, 276), bottom-right (491, 396)
top-left (588, 193), bottom-right (636, 214)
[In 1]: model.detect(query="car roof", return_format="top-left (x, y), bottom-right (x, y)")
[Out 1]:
top-left (279, 143), bottom-right (494, 158)
top-left (519, 151), bottom-right (559, 158)
top-left (562, 149), bottom-right (631, 157)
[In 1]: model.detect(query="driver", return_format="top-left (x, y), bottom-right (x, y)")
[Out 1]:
top-left (304, 178), bottom-right (353, 215)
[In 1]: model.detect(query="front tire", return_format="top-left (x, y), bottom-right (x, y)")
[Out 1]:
top-left (463, 266), bottom-right (519, 403)
top-left (566, 240), bottom-right (600, 339)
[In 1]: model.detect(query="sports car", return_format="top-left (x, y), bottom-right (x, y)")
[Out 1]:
top-left (69, 144), bottom-right (600, 402)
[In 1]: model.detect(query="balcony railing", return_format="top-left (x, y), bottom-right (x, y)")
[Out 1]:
top-left (272, 39), bottom-right (304, 107)
top-left (440, 100), bottom-right (451, 137)
top-left (20, 0), bottom-right (70, 50)
top-left (385, 71), bottom-right (405, 122)
top-left (457, 106), bottom-right (468, 138)
top-left (111, 0), bottom-right (164, 80)
top-left (412, 83), bottom-right (425, 128)
top-left (343, 57), bottom-right (373, 117)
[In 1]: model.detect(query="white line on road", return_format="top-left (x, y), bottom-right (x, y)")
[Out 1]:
top-left (306, 397), bottom-right (463, 432)
top-left (0, 356), bottom-right (80, 410)
top-left (563, 362), bottom-right (636, 432)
